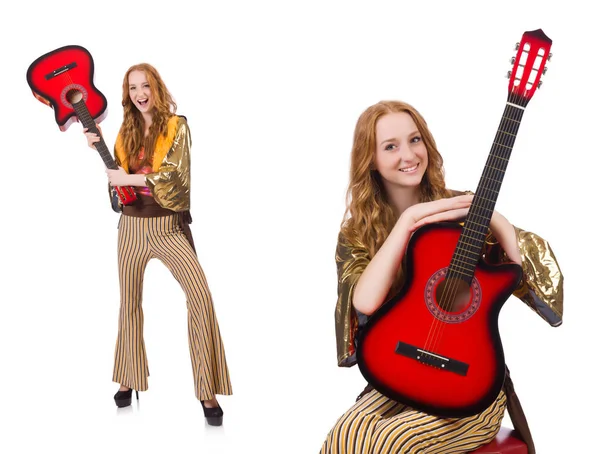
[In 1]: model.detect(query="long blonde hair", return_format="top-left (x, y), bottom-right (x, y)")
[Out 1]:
top-left (118, 63), bottom-right (177, 168)
top-left (341, 100), bottom-right (450, 258)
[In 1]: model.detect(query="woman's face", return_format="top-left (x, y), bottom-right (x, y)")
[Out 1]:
top-left (374, 111), bottom-right (428, 191)
top-left (128, 70), bottom-right (153, 114)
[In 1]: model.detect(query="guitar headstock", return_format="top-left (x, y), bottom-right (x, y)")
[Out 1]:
top-left (507, 29), bottom-right (552, 107)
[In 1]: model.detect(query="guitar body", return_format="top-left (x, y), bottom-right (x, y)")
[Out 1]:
top-left (26, 45), bottom-right (107, 131)
top-left (357, 223), bottom-right (522, 418)
top-left (27, 45), bottom-right (136, 210)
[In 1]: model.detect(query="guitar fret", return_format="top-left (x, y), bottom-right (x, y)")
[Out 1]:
top-left (478, 186), bottom-right (499, 194)
top-left (468, 211), bottom-right (492, 222)
top-left (459, 232), bottom-right (485, 243)
top-left (501, 116), bottom-right (521, 124)
top-left (492, 142), bottom-right (513, 150)
top-left (475, 194), bottom-right (497, 204)
top-left (498, 129), bottom-right (517, 137)
top-left (485, 164), bottom-right (506, 173)
top-left (466, 220), bottom-right (490, 230)
top-left (455, 245), bottom-right (481, 258)
top-left (452, 253), bottom-right (479, 264)
top-left (482, 176), bottom-right (503, 184)
top-left (462, 226), bottom-right (488, 237)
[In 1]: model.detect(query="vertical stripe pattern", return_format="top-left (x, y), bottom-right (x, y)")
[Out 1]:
top-left (113, 214), bottom-right (232, 400)
top-left (320, 389), bottom-right (506, 453)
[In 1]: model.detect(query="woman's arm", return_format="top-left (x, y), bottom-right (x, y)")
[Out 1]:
top-left (144, 118), bottom-right (191, 211)
top-left (489, 210), bottom-right (521, 265)
top-left (105, 168), bottom-right (147, 187)
top-left (353, 194), bottom-right (473, 315)
top-left (83, 124), bottom-right (147, 187)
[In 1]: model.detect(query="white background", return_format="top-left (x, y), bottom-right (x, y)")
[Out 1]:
top-left (1, 1), bottom-right (597, 453)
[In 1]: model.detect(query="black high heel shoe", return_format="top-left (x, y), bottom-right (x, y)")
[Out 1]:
top-left (114, 388), bottom-right (139, 408)
top-left (201, 401), bottom-right (223, 426)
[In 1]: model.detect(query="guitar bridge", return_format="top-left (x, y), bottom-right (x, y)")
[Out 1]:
top-left (395, 341), bottom-right (469, 376)
top-left (45, 62), bottom-right (77, 80)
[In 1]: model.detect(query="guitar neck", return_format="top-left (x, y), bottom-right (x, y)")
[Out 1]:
top-left (71, 99), bottom-right (118, 170)
top-left (448, 101), bottom-right (526, 282)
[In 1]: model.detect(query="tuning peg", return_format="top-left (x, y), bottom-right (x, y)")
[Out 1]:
top-left (547, 52), bottom-right (553, 62)
top-left (543, 66), bottom-right (548, 75)
top-left (510, 56), bottom-right (516, 65)
top-left (515, 42), bottom-right (520, 50)
top-left (506, 71), bottom-right (512, 79)
top-left (538, 80), bottom-right (543, 89)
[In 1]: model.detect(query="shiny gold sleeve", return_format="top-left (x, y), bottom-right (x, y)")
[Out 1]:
top-left (145, 119), bottom-right (191, 212)
top-left (483, 226), bottom-right (563, 326)
top-left (335, 233), bottom-right (371, 367)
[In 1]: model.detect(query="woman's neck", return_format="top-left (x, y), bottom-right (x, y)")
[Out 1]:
top-left (385, 185), bottom-right (421, 217)
top-left (142, 112), bottom-right (153, 136)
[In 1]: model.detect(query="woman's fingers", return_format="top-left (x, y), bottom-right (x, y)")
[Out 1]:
top-left (409, 195), bottom-right (473, 223)
top-left (409, 207), bottom-right (470, 232)
top-left (82, 124), bottom-right (103, 149)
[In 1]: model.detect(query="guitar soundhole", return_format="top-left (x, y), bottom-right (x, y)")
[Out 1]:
top-left (60, 83), bottom-right (87, 108)
top-left (66, 89), bottom-right (83, 103)
top-left (424, 268), bottom-right (481, 323)
top-left (435, 278), bottom-right (471, 313)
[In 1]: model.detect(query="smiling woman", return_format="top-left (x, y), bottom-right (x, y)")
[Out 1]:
top-left (320, 100), bottom-right (563, 453)
top-left (82, 63), bottom-right (233, 425)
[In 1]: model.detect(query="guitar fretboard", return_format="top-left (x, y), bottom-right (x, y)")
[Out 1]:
top-left (71, 99), bottom-right (117, 170)
top-left (447, 101), bottom-right (526, 283)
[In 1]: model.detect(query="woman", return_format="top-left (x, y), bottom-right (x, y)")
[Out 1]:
top-left (321, 100), bottom-right (563, 453)
top-left (84, 63), bottom-right (232, 425)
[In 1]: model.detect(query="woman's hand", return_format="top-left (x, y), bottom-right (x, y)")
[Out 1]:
top-left (406, 196), bottom-right (521, 264)
top-left (405, 194), bottom-right (474, 232)
top-left (106, 167), bottom-right (148, 187)
top-left (83, 123), bottom-right (102, 149)
top-left (106, 167), bottom-right (131, 186)
top-left (353, 194), bottom-right (473, 315)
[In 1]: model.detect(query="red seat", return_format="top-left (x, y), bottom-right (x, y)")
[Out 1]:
top-left (470, 427), bottom-right (528, 453)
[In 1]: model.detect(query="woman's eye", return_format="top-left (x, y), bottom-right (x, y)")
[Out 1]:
top-left (411, 136), bottom-right (421, 143)
top-left (385, 144), bottom-right (396, 151)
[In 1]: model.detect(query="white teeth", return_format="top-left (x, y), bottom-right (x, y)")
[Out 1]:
top-left (400, 164), bottom-right (418, 172)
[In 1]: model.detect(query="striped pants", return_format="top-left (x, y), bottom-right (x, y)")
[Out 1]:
top-left (320, 389), bottom-right (506, 453)
top-left (113, 214), bottom-right (232, 401)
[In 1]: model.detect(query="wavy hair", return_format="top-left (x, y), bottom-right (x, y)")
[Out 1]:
top-left (118, 63), bottom-right (177, 168)
top-left (341, 100), bottom-right (450, 259)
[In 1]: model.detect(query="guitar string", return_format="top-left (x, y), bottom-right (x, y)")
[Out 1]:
top-left (425, 94), bottom-right (522, 355)
top-left (421, 86), bottom-right (525, 358)
top-left (421, 106), bottom-right (517, 357)
top-left (64, 71), bottom-right (113, 166)
top-left (62, 70), bottom-right (131, 202)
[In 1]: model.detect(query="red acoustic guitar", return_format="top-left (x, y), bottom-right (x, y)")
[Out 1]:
top-left (356, 29), bottom-right (553, 418)
top-left (26, 45), bottom-right (136, 212)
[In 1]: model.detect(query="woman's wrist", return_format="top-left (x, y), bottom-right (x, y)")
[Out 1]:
top-left (490, 212), bottom-right (521, 264)
top-left (120, 174), bottom-right (147, 187)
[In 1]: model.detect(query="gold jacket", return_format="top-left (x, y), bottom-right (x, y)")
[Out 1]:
top-left (335, 224), bottom-right (564, 368)
top-left (112, 115), bottom-right (192, 212)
